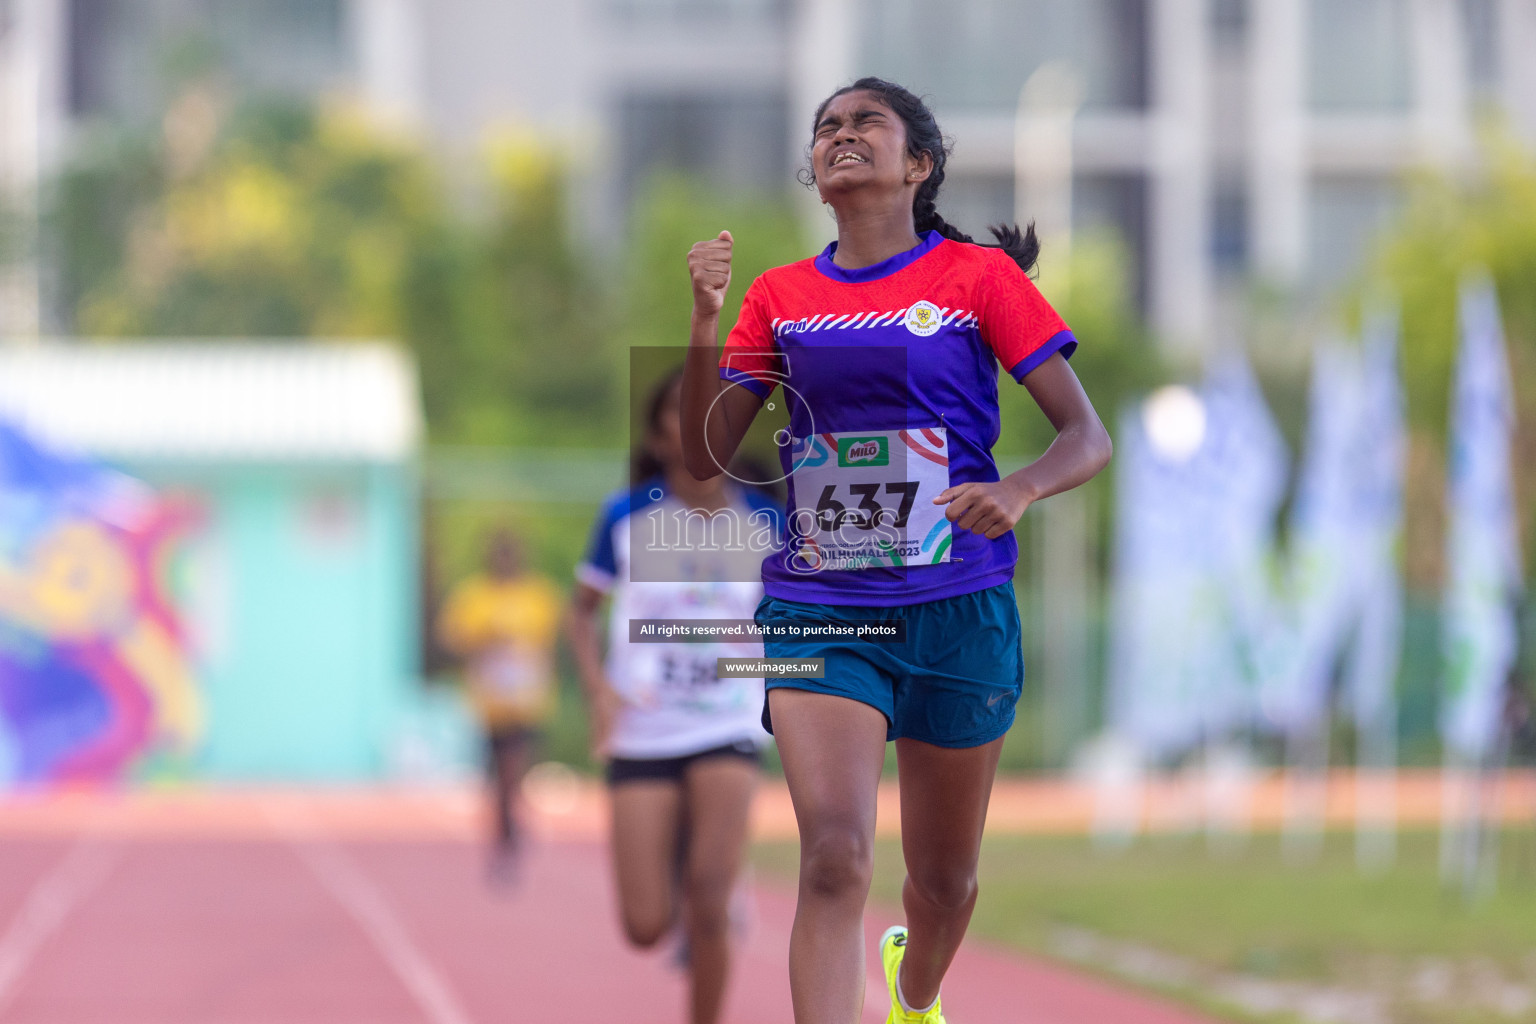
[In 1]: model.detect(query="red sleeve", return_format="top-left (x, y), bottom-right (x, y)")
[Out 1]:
top-left (976, 252), bottom-right (1077, 382)
top-left (718, 278), bottom-right (781, 399)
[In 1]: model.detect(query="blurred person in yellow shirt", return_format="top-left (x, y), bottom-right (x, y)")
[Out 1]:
top-left (436, 529), bottom-right (562, 882)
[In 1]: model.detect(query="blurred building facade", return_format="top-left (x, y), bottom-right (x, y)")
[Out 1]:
top-left (3, 0), bottom-right (1535, 345)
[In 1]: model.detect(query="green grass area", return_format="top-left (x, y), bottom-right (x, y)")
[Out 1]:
top-left (753, 828), bottom-right (1536, 1023)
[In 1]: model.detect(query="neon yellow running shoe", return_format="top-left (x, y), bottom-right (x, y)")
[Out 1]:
top-left (879, 925), bottom-right (947, 1023)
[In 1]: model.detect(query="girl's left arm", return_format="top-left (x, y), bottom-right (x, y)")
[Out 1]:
top-left (934, 352), bottom-right (1112, 539)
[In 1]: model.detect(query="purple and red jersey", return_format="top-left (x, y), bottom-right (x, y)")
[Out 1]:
top-left (719, 230), bottom-right (1076, 606)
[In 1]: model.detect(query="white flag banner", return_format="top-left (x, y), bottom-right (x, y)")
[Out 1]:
top-left (1264, 310), bottom-right (1407, 742)
top-left (1347, 308), bottom-right (1406, 737)
top-left (1201, 356), bottom-right (1291, 735)
top-left (1108, 355), bottom-right (1288, 760)
top-left (1264, 339), bottom-right (1365, 735)
top-left (1441, 276), bottom-right (1524, 762)
top-left (1107, 408), bottom-right (1217, 758)
top-left (1350, 307), bottom-right (1407, 870)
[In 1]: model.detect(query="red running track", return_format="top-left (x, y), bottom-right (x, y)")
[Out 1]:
top-left (0, 833), bottom-right (1222, 1024)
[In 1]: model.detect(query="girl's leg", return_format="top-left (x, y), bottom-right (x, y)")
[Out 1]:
top-left (770, 689), bottom-right (889, 1024)
top-left (610, 778), bottom-right (686, 947)
top-left (492, 729), bottom-right (537, 852)
top-left (680, 755), bottom-right (759, 1024)
top-left (891, 735), bottom-right (1005, 1009)
top-left (486, 732), bottom-right (514, 849)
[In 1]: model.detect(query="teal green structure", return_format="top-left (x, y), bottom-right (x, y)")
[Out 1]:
top-left (140, 461), bottom-right (423, 780)
top-left (0, 341), bottom-right (473, 782)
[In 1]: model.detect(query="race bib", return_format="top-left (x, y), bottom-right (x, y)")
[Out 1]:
top-left (627, 644), bottom-right (745, 713)
top-left (786, 428), bottom-right (953, 573)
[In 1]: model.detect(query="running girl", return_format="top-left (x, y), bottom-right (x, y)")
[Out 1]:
top-left (680, 79), bottom-right (1112, 1023)
top-left (435, 528), bottom-right (561, 883)
top-left (568, 371), bottom-right (781, 1024)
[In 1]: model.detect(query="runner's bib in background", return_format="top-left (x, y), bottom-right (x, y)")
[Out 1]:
top-left (787, 428), bottom-right (953, 572)
top-left (472, 645), bottom-right (553, 713)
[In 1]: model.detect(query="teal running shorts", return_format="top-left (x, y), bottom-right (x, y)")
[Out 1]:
top-left (756, 581), bottom-right (1024, 748)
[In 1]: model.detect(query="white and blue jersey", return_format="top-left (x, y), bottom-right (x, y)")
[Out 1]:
top-left (577, 479), bottom-right (782, 759)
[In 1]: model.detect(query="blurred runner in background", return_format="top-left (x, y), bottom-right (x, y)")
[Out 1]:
top-left (437, 528), bottom-right (562, 883)
top-left (568, 370), bottom-right (780, 1024)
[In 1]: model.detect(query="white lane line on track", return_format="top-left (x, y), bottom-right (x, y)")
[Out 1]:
top-left (0, 840), bottom-right (118, 1016)
top-left (282, 830), bottom-right (474, 1024)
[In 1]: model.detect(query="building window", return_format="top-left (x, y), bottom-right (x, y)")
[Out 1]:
top-left (1462, 0), bottom-right (1499, 96)
top-left (1307, 0), bottom-right (1412, 111)
top-left (607, 0), bottom-right (787, 23)
top-left (1307, 176), bottom-right (1401, 287)
top-left (1211, 180), bottom-right (1246, 276)
top-left (936, 175), bottom-right (1015, 243)
top-left (618, 91), bottom-right (789, 206)
top-left (1074, 172), bottom-right (1149, 308)
top-left (859, 0), bottom-right (1149, 112)
top-left (1211, 0), bottom-right (1246, 42)
top-left (68, 0), bottom-right (348, 120)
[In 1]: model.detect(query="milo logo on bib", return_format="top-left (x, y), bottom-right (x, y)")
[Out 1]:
top-left (838, 436), bottom-right (889, 467)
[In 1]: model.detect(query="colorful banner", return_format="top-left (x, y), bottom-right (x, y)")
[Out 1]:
top-left (1441, 277), bottom-right (1523, 762)
top-left (1107, 406), bottom-right (1213, 758)
top-left (1261, 309), bottom-right (1405, 745)
top-left (1345, 309), bottom-right (1405, 744)
top-left (1264, 337), bottom-right (1363, 734)
top-left (1108, 355), bottom-right (1288, 760)
top-left (0, 423), bottom-right (202, 785)
top-left (1202, 356), bottom-right (1291, 736)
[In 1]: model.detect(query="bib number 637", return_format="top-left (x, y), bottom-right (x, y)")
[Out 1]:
top-left (788, 428), bottom-right (954, 571)
top-left (814, 481), bottom-right (918, 531)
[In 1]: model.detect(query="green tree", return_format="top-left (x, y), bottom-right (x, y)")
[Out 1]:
top-left (995, 229), bottom-right (1164, 459)
top-left (49, 91), bottom-right (613, 448)
top-left (1350, 126), bottom-right (1536, 589)
top-left (1363, 129), bottom-right (1536, 438)
top-left (0, 193), bottom-right (23, 269)
top-left (613, 174), bottom-right (808, 458)
top-left (620, 176), bottom-right (807, 345)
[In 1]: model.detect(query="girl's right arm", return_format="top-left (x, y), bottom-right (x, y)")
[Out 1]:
top-left (682, 230), bottom-right (764, 481)
top-left (567, 583), bottom-right (621, 759)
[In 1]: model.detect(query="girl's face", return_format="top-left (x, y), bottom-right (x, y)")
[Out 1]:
top-left (811, 90), bottom-right (932, 204)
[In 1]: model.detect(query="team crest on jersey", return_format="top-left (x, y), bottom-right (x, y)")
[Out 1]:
top-left (904, 300), bottom-right (942, 336)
